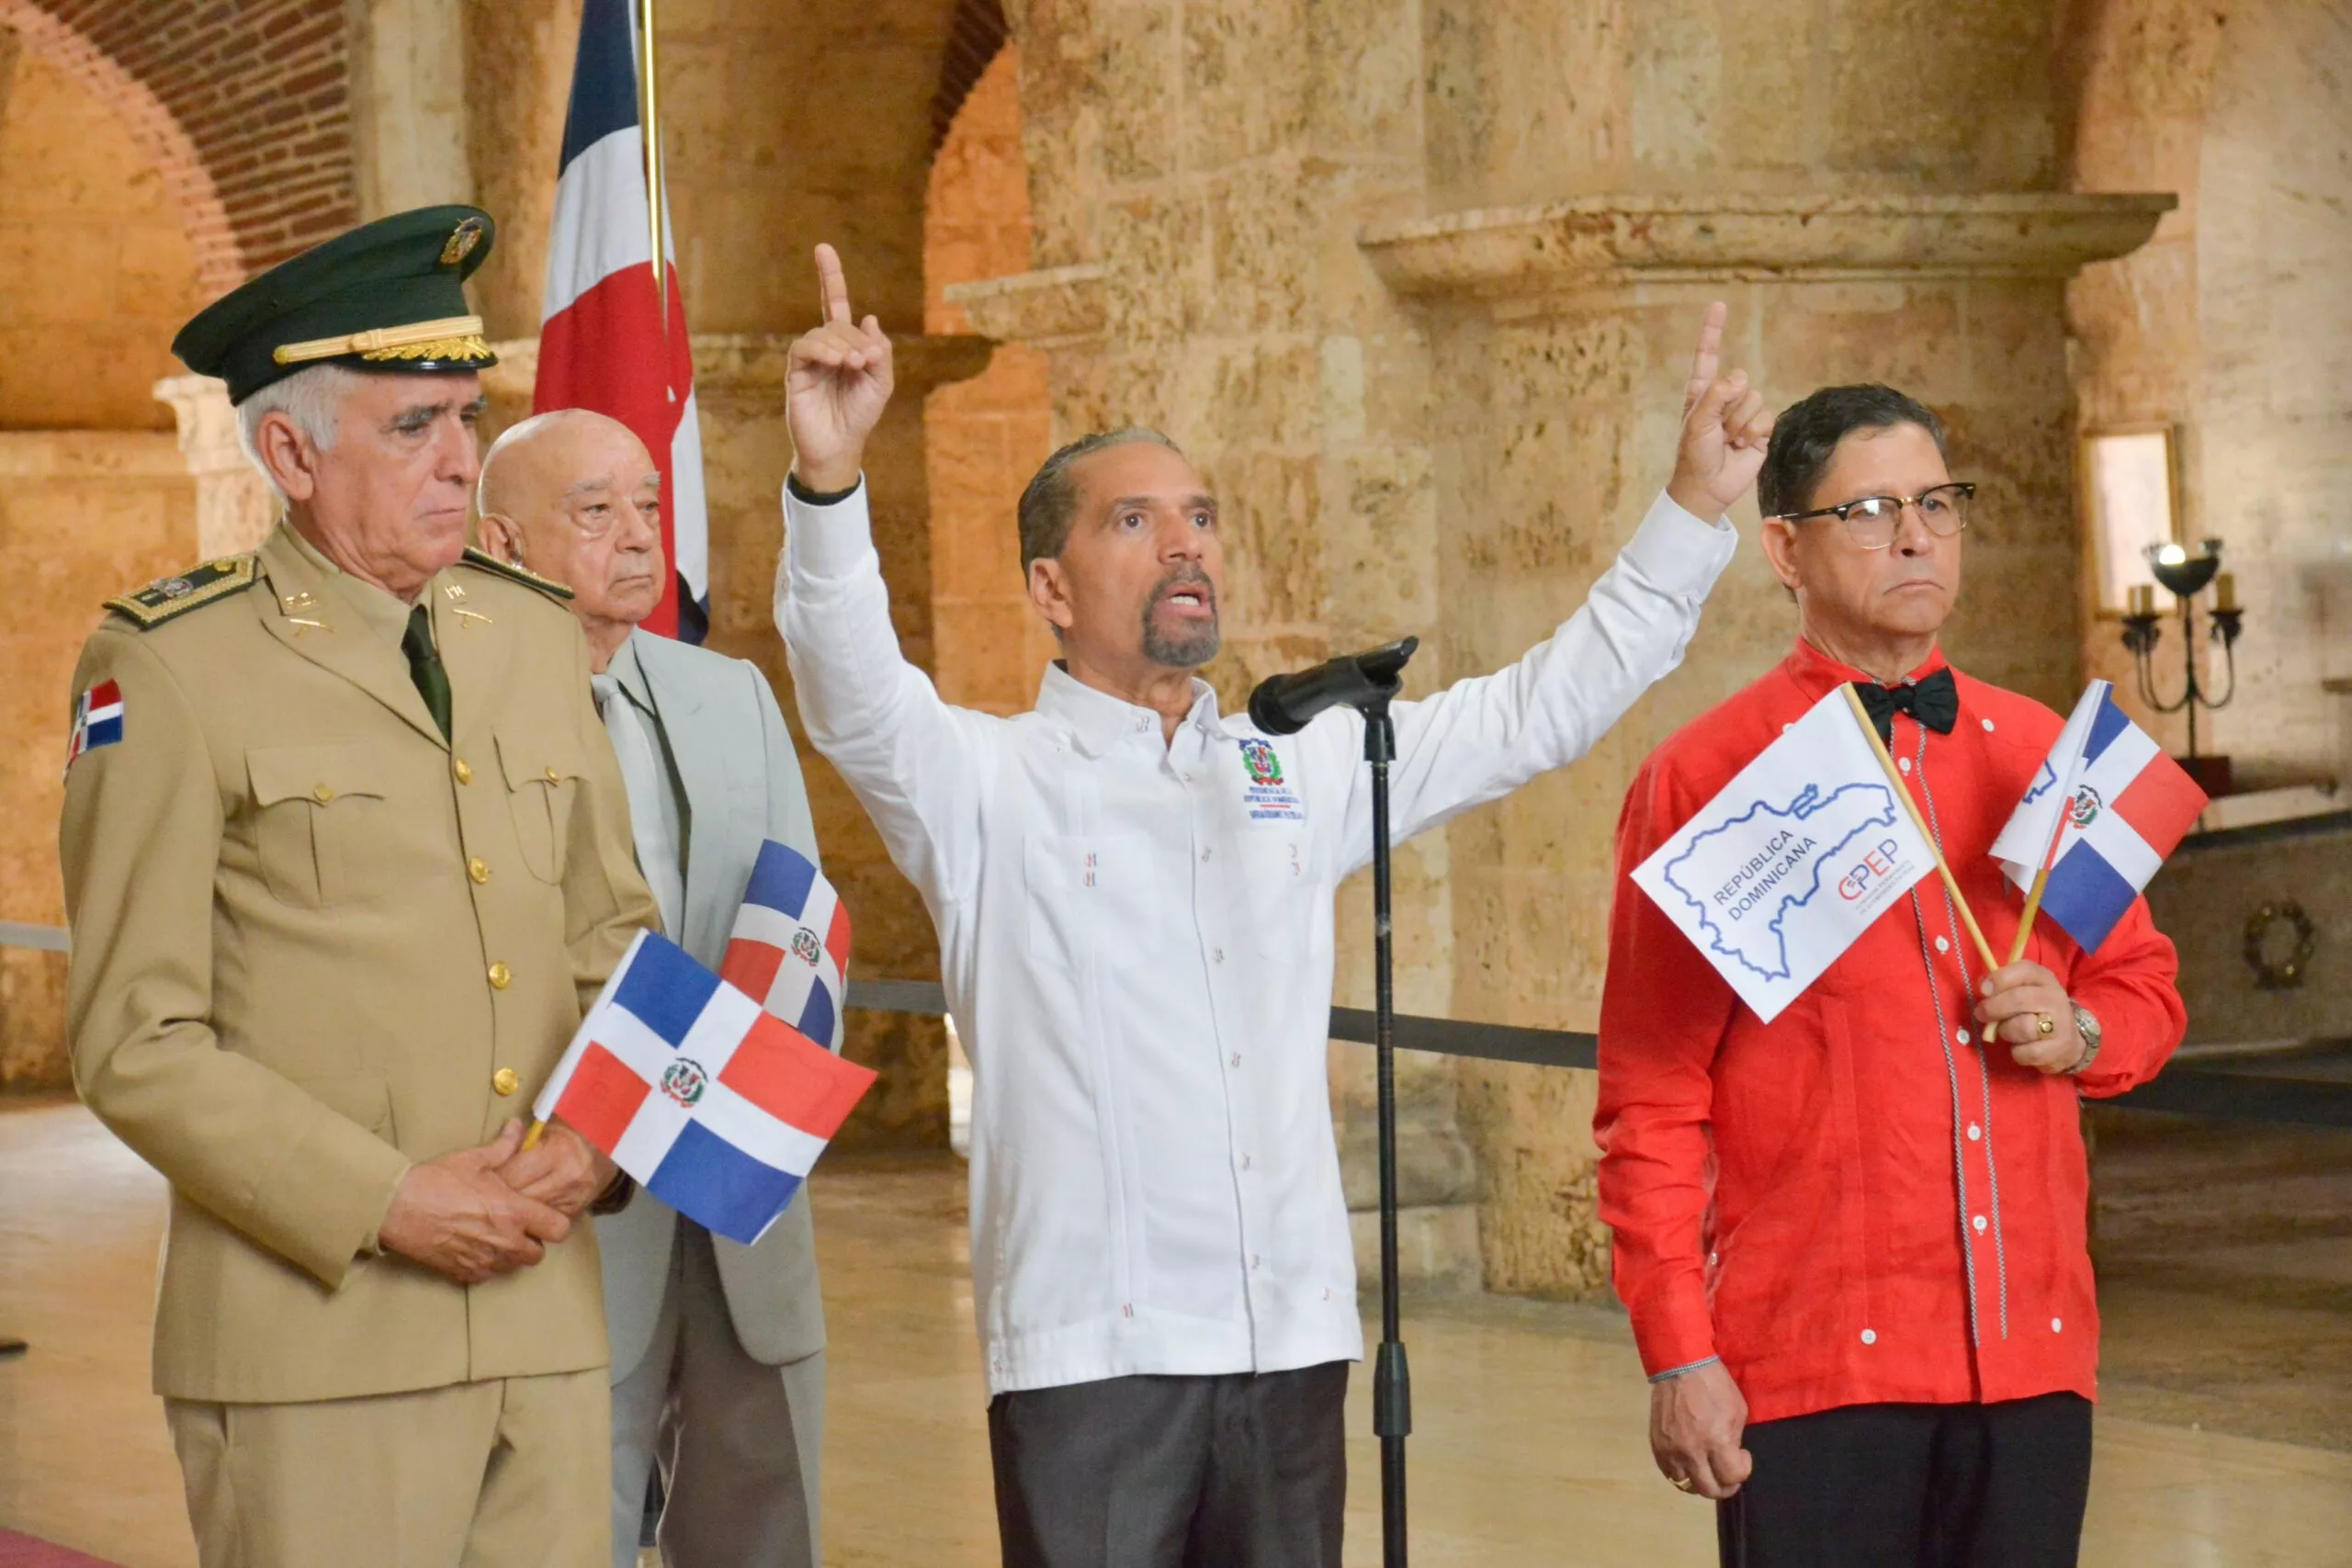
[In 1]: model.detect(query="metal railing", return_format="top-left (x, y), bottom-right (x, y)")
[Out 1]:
top-left (7, 928), bottom-right (2344, 1129)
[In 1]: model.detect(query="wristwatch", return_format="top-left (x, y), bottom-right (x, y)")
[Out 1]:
top-left (2064, 1003), bottom-right (2102, 1077)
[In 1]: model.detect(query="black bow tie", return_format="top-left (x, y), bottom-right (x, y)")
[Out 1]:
top-left (1851, 668), bottom-right (1959, 745)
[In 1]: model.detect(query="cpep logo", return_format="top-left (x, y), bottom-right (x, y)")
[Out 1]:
top-left (1837, 839), bottom-right (1905, 902)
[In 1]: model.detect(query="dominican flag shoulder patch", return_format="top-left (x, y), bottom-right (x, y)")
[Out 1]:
top-left (66, 680), bottom-right (124, 769)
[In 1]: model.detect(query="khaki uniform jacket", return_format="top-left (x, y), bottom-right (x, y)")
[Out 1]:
top-left (60, 523), bottom-right (659, 1404)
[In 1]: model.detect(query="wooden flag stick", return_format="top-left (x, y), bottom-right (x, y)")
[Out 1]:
top-left (2007, 866), bottom-right (2052, 967)
top-left (520, 1119), bottom-right (547, 1154)
top-left (1839, 685), bottom-right (2000, 975)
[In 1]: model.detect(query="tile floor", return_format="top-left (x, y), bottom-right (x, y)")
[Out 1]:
top-left (3, 1100), bottom-right (2347, 1567)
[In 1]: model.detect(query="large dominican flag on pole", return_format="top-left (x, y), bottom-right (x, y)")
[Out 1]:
top-left (537, 0), bottom-right (709, 640)
top-left (1991, 681), bottom-right (2208, 953)
top-left (536, 931), bottom-right (876, 1245)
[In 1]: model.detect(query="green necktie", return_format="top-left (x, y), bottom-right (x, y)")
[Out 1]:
top-left (402, 604), bottom-right (452, 741)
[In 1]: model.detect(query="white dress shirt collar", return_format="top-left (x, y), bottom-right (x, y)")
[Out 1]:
top-left (1035, 660), bottom-right (1225, 758)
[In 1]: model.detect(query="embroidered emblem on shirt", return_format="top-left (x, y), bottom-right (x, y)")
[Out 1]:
top-left (1237, 738), bottom-right (1306, 822)
top-left (660, 1057), bottom-right (709, 1109)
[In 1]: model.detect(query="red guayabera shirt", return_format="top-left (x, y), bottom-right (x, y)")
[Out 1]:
top-left (1595, 638), bottom-right (2186, 1425)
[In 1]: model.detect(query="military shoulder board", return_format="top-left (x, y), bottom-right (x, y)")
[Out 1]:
top-left (105, 556), bottom-right (257, 629)
top-left (458, 547), bottom-right (574, 602)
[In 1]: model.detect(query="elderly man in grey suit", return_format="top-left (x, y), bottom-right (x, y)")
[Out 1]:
top-left (480, 409), bottom-right (828, 1568)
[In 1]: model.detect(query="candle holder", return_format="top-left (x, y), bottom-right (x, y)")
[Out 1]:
top-left (2119, 538), bottom-right (2241, 795)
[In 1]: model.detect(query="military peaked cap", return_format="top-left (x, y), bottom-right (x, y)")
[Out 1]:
top-left (173, 205), bottom-right (500, 404)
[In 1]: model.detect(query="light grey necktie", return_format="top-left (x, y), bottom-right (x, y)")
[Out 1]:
top-left (592, 671), bottom-right (685, 938)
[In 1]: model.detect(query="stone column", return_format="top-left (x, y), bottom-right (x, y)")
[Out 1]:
top-left (1360, 192), bottom-right (2170, 1294)
top-left (153, 374), bottom-right (276, 558)
top-left (347, 0), bottom-right (476, 220)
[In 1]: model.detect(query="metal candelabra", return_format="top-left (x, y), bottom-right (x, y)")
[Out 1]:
top-left (2119, 538), bottom-right (2244, 766)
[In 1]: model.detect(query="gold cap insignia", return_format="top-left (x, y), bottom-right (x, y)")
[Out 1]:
top-left (440, 216), bottom-right (488, 267)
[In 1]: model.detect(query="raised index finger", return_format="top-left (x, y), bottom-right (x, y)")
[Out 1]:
top-left (815, 243), bottom-right (853, 325)
top-left (1684, 300), bottom-right (1728, 414)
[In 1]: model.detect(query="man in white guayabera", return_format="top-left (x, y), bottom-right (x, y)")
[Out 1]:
top-left (774, 243), bottom-right (1773, 1568)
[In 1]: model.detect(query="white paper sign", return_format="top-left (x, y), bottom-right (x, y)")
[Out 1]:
top-left (1632, 688), bottom-right (1939, 1021)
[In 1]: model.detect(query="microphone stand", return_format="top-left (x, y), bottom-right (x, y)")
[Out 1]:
top-left (1364, 689), bottom-right (1412, 1568)
top-left (1247, 633), bottom-right (1420, 1565)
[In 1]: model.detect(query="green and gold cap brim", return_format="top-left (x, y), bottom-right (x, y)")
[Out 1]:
top-left (173, 206), bottom-right (500, 404)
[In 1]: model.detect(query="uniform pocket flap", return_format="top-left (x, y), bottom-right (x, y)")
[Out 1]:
top-left (495, 730), bottom-right (574, 792)
top-left (246, 744), bottom-right (386, 807)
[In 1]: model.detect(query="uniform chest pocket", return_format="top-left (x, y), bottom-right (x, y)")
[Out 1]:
top-left (497, 730), bottom-right (581, 884)
top-left (246, 744), bottom-right (391, 908)
top-left (1023, 833), bottom-right (1153, 973)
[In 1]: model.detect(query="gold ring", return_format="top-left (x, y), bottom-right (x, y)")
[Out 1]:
top-left (2037, 1013), bottom-right (2056, 1038)
top-left (1671, 1475), bottom-right (1698, 1494)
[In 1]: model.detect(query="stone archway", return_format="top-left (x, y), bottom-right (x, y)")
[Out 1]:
top-left (0, 0), bottom-right (356, 297)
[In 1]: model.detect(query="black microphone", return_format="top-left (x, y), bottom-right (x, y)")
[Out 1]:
top-left (1247, 637), bottom-right (1419, 735)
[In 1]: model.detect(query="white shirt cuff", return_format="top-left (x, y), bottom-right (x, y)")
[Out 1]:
top-left (782, 477), bottom-right (880, 582)
top-left (1618, 490), bottom-right (1738, 596)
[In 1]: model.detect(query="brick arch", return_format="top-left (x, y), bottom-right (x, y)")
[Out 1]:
top-left (0, 0), bottom-right (355, 298)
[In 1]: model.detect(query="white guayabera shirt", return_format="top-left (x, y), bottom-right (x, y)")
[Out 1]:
top-left (777, 482), bottom-right (1735, 1395)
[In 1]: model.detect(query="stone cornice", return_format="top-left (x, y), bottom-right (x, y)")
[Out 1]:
top-left (941, 265), bottom-right (1108, 347)
top-left (1359, 193), bottom-right (2177, 299)
top-left (481, 332), bottom-right (994, 402)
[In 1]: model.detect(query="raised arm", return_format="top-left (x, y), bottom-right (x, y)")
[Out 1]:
top-left (775, 244), bottom-right (991, 903)
top-left (1334, 305), bottom-right (1774, 864)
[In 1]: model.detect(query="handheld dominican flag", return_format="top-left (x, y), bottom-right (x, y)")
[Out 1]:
top-left (718, 841), bottom-right (853, 1051)
top-left (1991, 681), bottom-right (2209, 954)
top-left (536, 931), bottom-right (876, 1245)
top-left (66, 680), bottom-right (124, 769)
top-left (537, 0), bottom-right (709, 641)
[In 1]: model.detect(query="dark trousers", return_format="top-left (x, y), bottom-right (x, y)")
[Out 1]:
top-left (1719, 1393), bottom-right (2093, 1568)
top-left (987, 1362), bottom-right (1349, 1568)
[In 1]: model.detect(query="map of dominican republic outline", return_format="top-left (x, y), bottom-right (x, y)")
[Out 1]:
top-left (1657, 782), bottom-right (1905, 982)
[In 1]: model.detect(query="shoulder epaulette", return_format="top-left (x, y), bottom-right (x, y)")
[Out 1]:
top-left (104, 556), bottom-right (257, 628)
top-left (458, 546), bottom-right (574, 602)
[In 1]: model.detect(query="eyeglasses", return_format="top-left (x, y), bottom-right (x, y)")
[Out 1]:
top-left (1771, 482), bottom-right (1975, 549)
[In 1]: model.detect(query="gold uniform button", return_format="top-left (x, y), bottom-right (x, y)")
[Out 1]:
top-left (492, 1067), bottom-right (520, 1097)
top-left (543, 765), bottom-right (560, 784)
top-left (487, 962), bottom-right (512, 990)
top-left (453, 758), bottom-right (473, 784)
top-left (312, 784), bottom-right (334, 803)
top-left (468, 857), bottom-right (491, 885)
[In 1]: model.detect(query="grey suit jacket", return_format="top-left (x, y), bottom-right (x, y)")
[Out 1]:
top-left (596, 629), bottom-right (827, 1378)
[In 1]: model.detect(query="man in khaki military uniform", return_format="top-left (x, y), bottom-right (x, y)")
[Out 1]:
top-left (59, 206), bottom-right (659, 1567)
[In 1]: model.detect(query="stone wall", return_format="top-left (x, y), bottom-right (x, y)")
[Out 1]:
top-left (0, 0), bottom-right (355, 293)
top-left (2066, 0), bottom-right (2352, 792)
top-left (0, 434), bottom-right (197, 1089)
top-left (924, 45), bottom-right (1057, 716)
top-left (0, 42), bottom-right (203, 431)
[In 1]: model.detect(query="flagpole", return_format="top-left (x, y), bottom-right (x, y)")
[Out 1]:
top-left (639, 0), bottom-right (666, 325)
top-left (1839, 686), bottom-right (2000, 974)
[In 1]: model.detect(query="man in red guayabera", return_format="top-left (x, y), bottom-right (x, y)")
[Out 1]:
top-left (1596, 384), bottom-right (2186, 1568)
